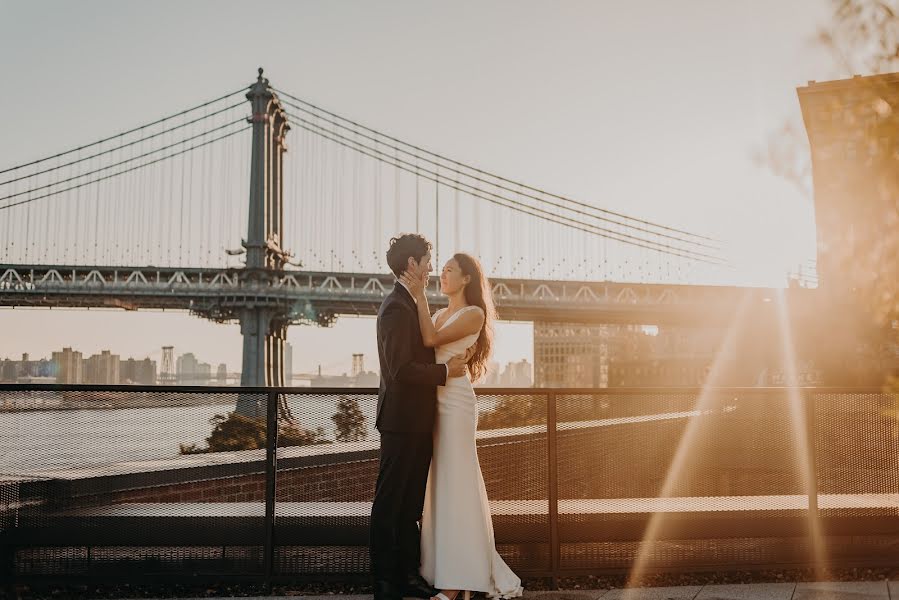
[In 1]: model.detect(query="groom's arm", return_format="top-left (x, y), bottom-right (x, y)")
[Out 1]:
top-left (380, 305), bottom-right (448, 387)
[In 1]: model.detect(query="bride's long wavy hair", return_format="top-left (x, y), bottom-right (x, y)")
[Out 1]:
top-left (453, 253), bottom-right (496, 383)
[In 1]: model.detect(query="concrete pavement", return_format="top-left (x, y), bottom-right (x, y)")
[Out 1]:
top-left (134, 580), bottom-right (898, 600)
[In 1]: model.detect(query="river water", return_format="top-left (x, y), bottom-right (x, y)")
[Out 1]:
top-left (0, 396), bottom-right (378, 474)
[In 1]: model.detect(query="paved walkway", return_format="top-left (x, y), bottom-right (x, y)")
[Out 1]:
top-left (149, 582), bottom-right (899, 600)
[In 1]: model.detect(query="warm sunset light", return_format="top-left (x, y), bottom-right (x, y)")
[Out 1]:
top-left (1, 1), bottom-right (897, 598)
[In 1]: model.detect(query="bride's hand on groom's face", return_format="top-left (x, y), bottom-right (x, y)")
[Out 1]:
top-left (400, 268), bottom-right (426, 297)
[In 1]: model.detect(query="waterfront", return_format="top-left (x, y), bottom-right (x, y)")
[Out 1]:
top-left (0, 396), bottom-right (378, 474)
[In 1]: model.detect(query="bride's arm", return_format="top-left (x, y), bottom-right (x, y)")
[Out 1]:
top-left (400, 272), bottom-right (484, 348)
top-left (425, 310), bottom-right (484, 348)
top-left (411, 281), bottom-right (440, 347)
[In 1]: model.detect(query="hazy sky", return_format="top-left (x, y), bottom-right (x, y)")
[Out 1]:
top-left (0, 1), bottom-right (845, 374)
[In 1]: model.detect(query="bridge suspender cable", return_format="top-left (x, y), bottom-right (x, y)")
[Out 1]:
top-left (272, 88), bottom-right (718, 246)
top-left (276, 96), bottom-right (725, 264)
top-left (0, 126), bottom-right (250, 211)
top-left (287, 115), bottom-right (723, 264)
top-left (283, 108), bottom-right (721, 257)
top-left (284, 113), bottom-right (724, 264)
top-left (0, 120), bottom-right (246, 204)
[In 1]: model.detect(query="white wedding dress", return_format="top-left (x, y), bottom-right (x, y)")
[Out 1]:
top-left (420, 306), bottom-right (523, 599)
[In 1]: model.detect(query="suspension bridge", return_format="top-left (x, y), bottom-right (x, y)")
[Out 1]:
top-left (0, 69), bottom-right (816, 392)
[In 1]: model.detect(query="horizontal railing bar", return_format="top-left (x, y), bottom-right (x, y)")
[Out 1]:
top-left (0, 384), bottom-right (887, 395)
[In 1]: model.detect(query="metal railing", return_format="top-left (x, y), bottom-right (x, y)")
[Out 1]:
top-left (1, 384), bottom-right (897, 586)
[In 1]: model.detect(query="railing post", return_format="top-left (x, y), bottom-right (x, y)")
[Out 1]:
top-left (804, 389), bottom-right (820, 563)
top-left (804, 389), bottom-right (819, 516)
top-left (546, 392), bottom-right (560, 586)
top-left (263, 390), bottom-right (279, 592)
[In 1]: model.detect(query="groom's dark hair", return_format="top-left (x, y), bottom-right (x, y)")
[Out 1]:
top-left (386, 234), bottom-right (432, 277)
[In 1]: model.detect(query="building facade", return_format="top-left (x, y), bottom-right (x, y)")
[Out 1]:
top-left (177, 352), bottom-right (211, 385)
top-left (51, 347), bottom-right (84, 384)
top-left (120, 358), bottom-right (157, 385)
top-left (84, 350), bottom-right (120, 384)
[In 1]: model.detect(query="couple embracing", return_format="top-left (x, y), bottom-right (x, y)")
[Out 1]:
top-left (370, 234), bottom-right (523, 600)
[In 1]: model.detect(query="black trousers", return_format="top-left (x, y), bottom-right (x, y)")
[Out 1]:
top-left (370, 430), bottom-right (433, 582)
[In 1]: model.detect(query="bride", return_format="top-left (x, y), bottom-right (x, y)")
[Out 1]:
top-left (400, 253), bottom-right (523, 600)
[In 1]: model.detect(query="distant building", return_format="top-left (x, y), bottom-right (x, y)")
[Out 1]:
top-left (51, 347), bottom-right (84, 384)
top-left (532, 322), bottom-right (749, 388)
top-left (311, 371), bottom-right (380, 387)
top-left (12, 353), bottom-right (53, 380)
top-left (0, 359), bottom-right (16, 382)
top-left (609, 356), bottom-right (711, 387)
top-left (120, 357), bottom-right (157, 385)
top-left (216, 363), bottom-right (228, 384)
top-left (312, 355), bottom-right (379, 387)
top-left (478, 359), bottom-right (533, 387)
top-left (533, 322), bottom-right (643, 387)
top-left (480, 361), bottom-right (502, 386)
top-left (84, 350), bottom-right (120, 384)
top-left (177, 352), bottom-right (211, 384)
top-left (14, 353), bottom-right (32, 379)
top-left (503, 359), bottom-right (533, 387)
top-left (352, 353), bottom-right (365, 377)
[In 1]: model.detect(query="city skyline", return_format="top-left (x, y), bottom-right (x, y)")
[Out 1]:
top-left (1, 308), bottom-right (535, 377)
top-left (0, 340), bottom-right (536, 383)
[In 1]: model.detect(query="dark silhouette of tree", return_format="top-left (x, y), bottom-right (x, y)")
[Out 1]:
top-left (331, 395), bottom-right (368, 442)
top-left (477, 395), bottom-right (545, 430)
top-left (819, 0), bottom-right (899, 75)
top-left (180, 412), bottom-right (328, 454)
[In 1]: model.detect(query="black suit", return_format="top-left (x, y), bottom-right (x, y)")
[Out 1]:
top-left (370, 283), bottom-right (447, 584)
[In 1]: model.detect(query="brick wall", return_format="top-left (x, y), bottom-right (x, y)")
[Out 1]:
top-left (63, 405), bottom-right (899, 510)
top-left (68, 435), bottom-right (549, 509)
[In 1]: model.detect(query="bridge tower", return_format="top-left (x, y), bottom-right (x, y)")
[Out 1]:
top-left (237, 68), bottom-right (292, 401)
top-left (159, 346), bottom-right (176, 385)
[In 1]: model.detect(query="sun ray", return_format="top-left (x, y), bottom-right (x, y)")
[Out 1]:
top-left (774, 288), bottom-right (828, 576)
top-left (626, 292), bottom-right (754, 587)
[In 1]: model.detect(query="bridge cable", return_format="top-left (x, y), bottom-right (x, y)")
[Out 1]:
top-left (0, 126), bottom-right (250, 212)
top-left (274, 88), bottom-right (717, 245)
top-left (278, 96), bottom-right (718, 252)
top-left (285, 113), bottom-right (724, 264)
top-left (292, 110), bottom-right (721, 262)
top-left (0, 119), bottom-right (246, 204)
top-left (288, 116), bottom-right (723, 264)
top-left (0, 88), bottom-right (247, 176)
top-left (0, 102), bottom-right (245, 187)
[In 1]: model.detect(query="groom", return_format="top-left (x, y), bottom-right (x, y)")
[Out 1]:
top-left (371, 234), bottom-right (470, 600)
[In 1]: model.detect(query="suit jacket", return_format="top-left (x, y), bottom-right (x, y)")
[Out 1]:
top-left (375, 282), bottom-right (447, 432)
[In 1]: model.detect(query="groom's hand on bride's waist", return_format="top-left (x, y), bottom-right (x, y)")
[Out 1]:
top-left (445, 345), bottom-right (476, 378)
top-left (445, 354), bottom-right (468, 378)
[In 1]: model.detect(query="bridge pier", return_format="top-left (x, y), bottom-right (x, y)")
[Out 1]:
top-left (236, 308), bottom-right (277, 417)
top-left (236, 308), bottom-right (290, 415)
top-left (235, 69), bottom-right (292, 416)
